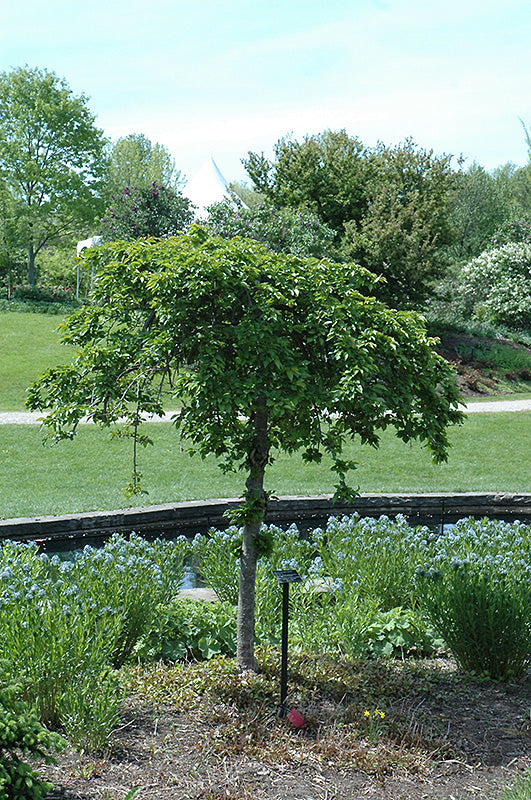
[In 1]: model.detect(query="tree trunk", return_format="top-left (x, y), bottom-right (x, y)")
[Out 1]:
top-left (27, 242), bottom-right (36, 286)
top-left (6, 251), bottom-right (11, 299)
top-left (236, 397), bottom-right (269, 671)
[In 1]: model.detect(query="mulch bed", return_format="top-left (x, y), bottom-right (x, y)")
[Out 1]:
top-left (40, 658), bottom-right (531, 800)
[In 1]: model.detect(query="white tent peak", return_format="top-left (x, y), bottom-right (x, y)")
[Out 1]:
top-left (76, 235), bottom-right (102, 256)
top-left (184, 156), bottom-right (240, 219)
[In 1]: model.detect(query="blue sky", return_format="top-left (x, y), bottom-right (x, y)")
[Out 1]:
top-left (1, 0), bottom-right (530, 185)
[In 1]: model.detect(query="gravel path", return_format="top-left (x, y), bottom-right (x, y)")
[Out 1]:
top-left (0, 411), bottom-right (178, 425)
top-left (1, 399), bottom-right (531, 425)
top-left (459, 398), bottom-right (531, 412)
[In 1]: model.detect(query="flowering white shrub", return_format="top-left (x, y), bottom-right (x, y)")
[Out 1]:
top-left (460, 243), bottom-right (531, 329)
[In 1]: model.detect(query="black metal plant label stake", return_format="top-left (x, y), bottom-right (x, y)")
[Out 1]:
top-left (273, 568), bottom-right (301, 717)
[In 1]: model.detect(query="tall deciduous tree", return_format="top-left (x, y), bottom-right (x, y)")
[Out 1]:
top-left (341, 140), bottom-right (456, 308)
top-left (0, 181), bottom-right (25, 289)
top-left (244, 129), bottom-right (371, 235)
top-left (448, 162), bottom-right (517, 264)
top-left (0, 66), bottom-right (106, 285)
top-left (103, 134), bottom-right (182, 201)
top-left (27, 229), bottom-right (463, 669)
top-left (245, 131), bottom-right (458, 309)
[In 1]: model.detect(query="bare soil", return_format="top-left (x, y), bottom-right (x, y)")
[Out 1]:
top-left (40, 657), bottom-right (531, 800)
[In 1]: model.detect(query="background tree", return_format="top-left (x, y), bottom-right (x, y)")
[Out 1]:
top-left (428, 158), bottom-right (531, 327)
top-left (491, 213), bottom-right (531, 247)
top-left (244, 129), bottom-right (371, 236)
top-left (99, 183), bottom-right (194, 242)
top-left (206, 199), bottom-right (336, 257)
top-left (27, 229), bottom-right (463, 670)
top-left (447, 162), bottom-right (516, 264)
top-left (483, 161), bottom-right (531, 220)
top-left (228, 180), bottom-right (263, 208)
top-left (504, 120), bottom-right (531, 212)
top-left (341, 140), bottom-right (456, 308)
top-left (36, 243), bottom-right (78, 289)
top-left (0, 182), bottom-right (25, 293)
top-left (103, 133), bottom-right (183, 201)
top-left (245, 132), bottom-right (457, 309)
top-left (0, 66), bottom-right (106, 285)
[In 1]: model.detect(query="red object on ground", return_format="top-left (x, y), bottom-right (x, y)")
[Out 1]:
top-left (287, 708), bottom-right (305, 727)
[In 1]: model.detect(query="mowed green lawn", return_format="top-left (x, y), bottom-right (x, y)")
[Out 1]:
top-left (0, 413), bottom-right (529, 519)
top-left (0, 311), bottom-right (74, 410)
top-left (1, 310), bottom-right (530, 519)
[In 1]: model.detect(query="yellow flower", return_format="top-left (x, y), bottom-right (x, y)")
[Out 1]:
top-left (363, 710), bottom-right (371, 718)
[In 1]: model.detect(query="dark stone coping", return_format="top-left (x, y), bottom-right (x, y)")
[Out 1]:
top-left (1, 493), bottom-right (531, 551)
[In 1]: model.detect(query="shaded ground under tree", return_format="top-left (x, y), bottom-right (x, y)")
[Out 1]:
top-left (40, 654), bottom-right (530, 800)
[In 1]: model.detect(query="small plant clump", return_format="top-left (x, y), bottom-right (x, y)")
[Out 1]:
top-left (0, 679), bottom-right (64, 800)
top-left (415, 518), bottom-right (531, 679)
top-left (361, 708), bottom-right (387, 741)
top-left (135, 598), bottom-right (237, 662)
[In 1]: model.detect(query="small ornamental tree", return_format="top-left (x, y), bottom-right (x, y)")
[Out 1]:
top-left (100, 183), bottom-right (194, 242)
top-left (27, 228), bottom-right (463, 670)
